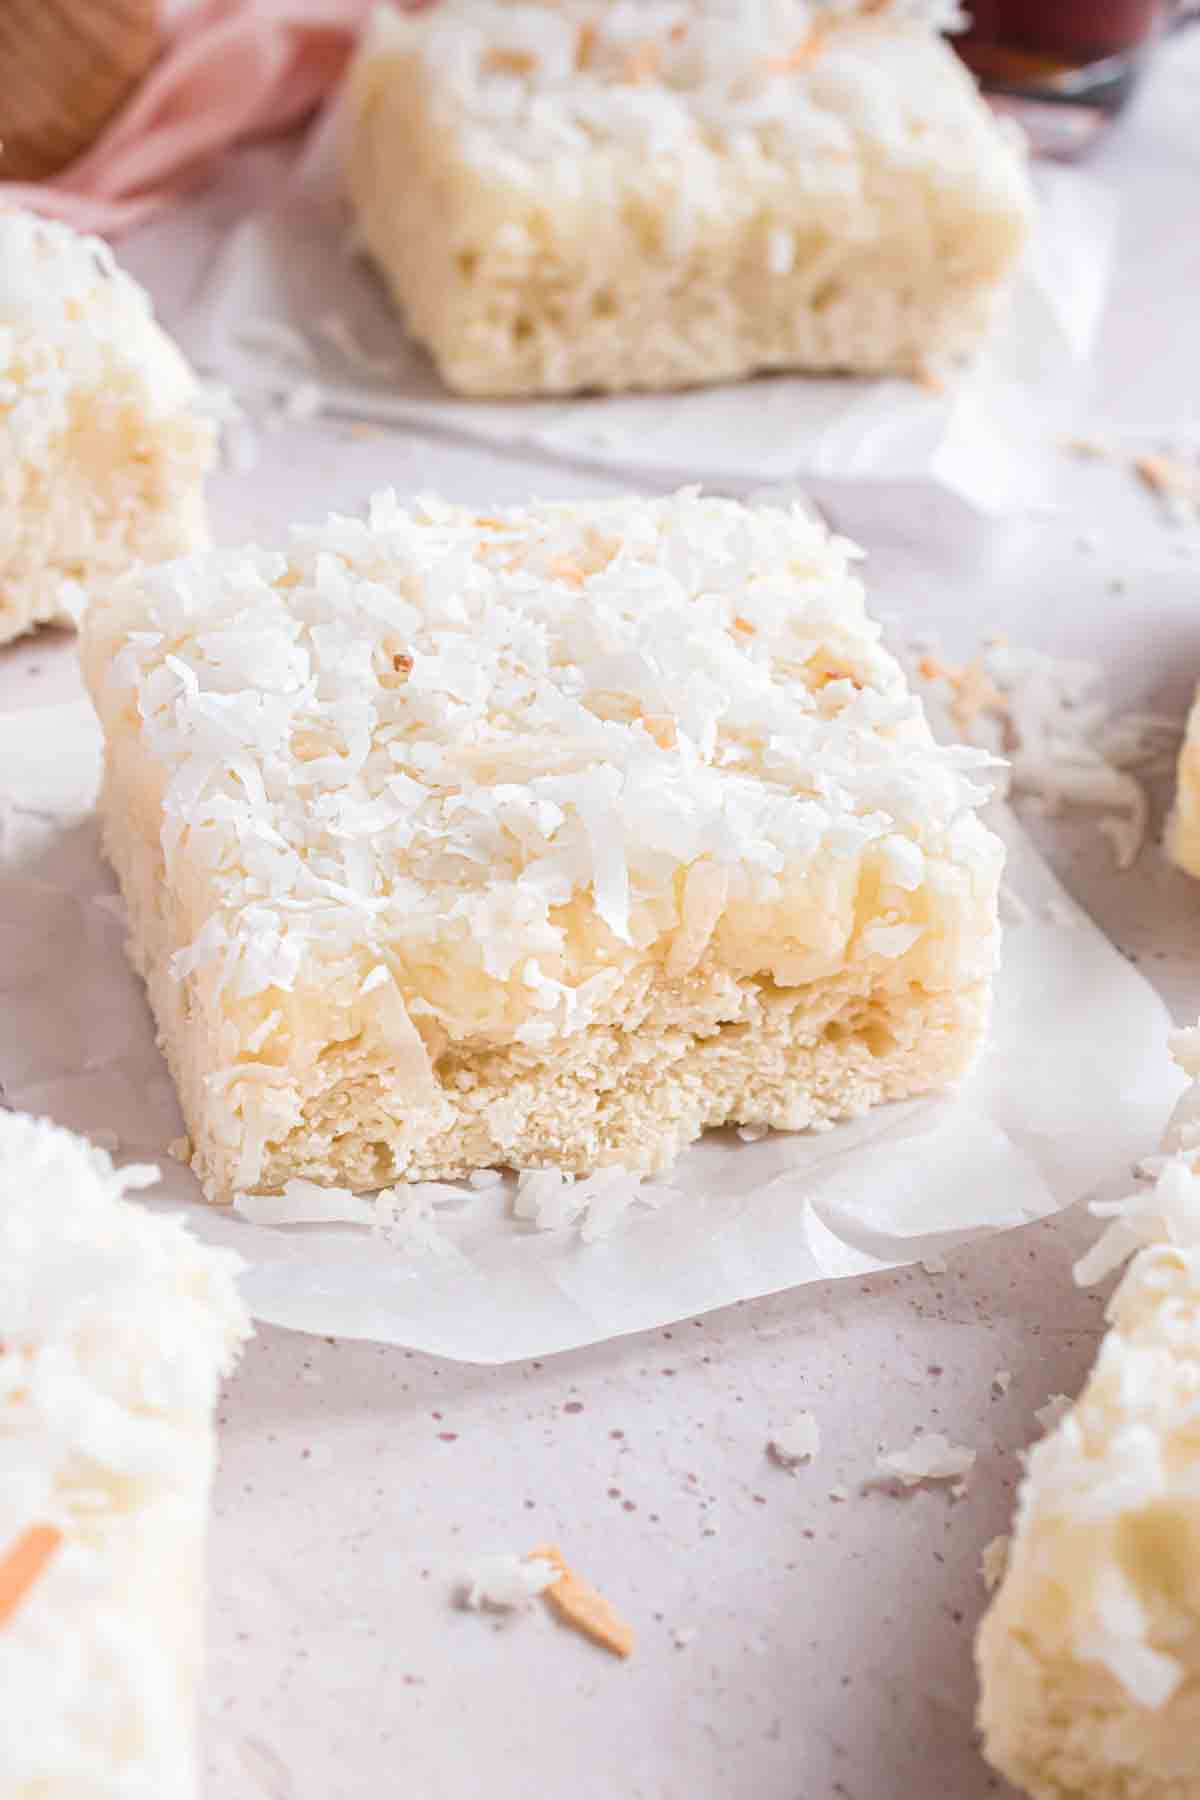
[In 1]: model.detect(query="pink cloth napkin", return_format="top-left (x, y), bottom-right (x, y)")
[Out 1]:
top-left (1, 0), bottom-right (383, 237)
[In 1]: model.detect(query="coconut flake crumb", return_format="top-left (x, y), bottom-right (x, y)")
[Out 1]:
top-left (513, 1165), bottom-right (666, 1241)
top-left (1033, 1394), bottom-right (1073, 1435)
top-left (1072, 1033), bottom-right (1200, 1288)
top-left (672, 1626), bottom-right (697, 1649)
top-left (375, 1183), bottom-right (456, 1254)
top-left (233, 1176), bottom-right (463, 1248)
top-left (920, 1254), bottom-right (948, 1276)
top-left (1074, 1158), bottom-right (1200, 1288)
top-left (768, 1412), bottom-right (820, 1470)
top-left (876, 1431), bottom-right (976, 1488)
top-left (461, 1552), bottom-right (558, 1612)
top-left (828, 1485), bottom-right (850, 1503)
top-left (234, 1180), bottom-right (377, 1227)
top-left (992, 1369), bottom-right (1012, 1396)
top-left (468, 1168), bottom-right (505, 1189)
top-left (981, 1534), bottom-right (1010, 1591)
top-left (737, 1122), bottom-right (769, 1142)
top-left (910, 639), bottom-right (1181, 871)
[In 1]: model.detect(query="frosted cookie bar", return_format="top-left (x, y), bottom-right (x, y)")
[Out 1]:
top-left (82, 489), bottom-right (1002, 1206)
top-left (0, 209), bottom-right (216, 646)
top-left (343, 0), bottom-right (1033, 398)
top-left (1167, 690), bottom-right (1200, 880)
top-left (977, 1147), bottom-right (1200, 1800)
top-left (0, 1109), bottom-right (248, 1800)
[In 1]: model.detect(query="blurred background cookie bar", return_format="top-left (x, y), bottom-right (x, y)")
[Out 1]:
top-left (343, 0), bottom-right (1034, 397)
top-left (0, 209), bottom-right (216, 645)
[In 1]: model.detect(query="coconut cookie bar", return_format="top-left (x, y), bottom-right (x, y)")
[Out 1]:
top-left (82, 490), bottom-right (1002, 1206)
top-left (343, 0), bottom-right (1033, 399)
top-left (0, 209), bottom-right (217, 646)
top-left (0, 1109), bottom-right (248, 1800)
top-left (976, 1149), bottom-right (1200, 1800)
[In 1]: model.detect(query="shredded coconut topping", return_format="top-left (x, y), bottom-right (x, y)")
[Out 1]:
top-left (0, 209), bottom-right (205, 458)
top-left (85, 490), bottom-right (999, 1131)
top-left (875, 1430), bottom-right (975, 1487)
top-left (462, 1552), bottom-right (558, 1611)
top-left (1075, 1158), bottom-right (1200, 1290)
top-left (362, 0), bottom-right (981, 177)
top-left (768, 1411), bottom-right (821, 1467)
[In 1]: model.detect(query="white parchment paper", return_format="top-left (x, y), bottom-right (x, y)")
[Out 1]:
top-left (182, 104), bottom-right (1116, 519)
top-left (0, 697), bottom-right (1181, 1362)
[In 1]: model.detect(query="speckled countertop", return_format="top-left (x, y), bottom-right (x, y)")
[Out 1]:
top-left (2, 31), bottom-right (1199, 1800)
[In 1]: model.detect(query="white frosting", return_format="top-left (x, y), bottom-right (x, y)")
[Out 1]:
top-left (0, 1110), bottom-right (248, 1798)
top-left (85, 490), bottom-right (1000, 1070)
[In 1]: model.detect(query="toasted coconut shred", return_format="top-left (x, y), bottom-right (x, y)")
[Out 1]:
top-left (461, 1547), bottom-right (634, 1658)
top-left (530, 1544), bottom-right (635, 1658)
top-left (0, 1525), bottom-right (62, 1627)
top-left (1133, 452), bottom-right (1200, 525)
